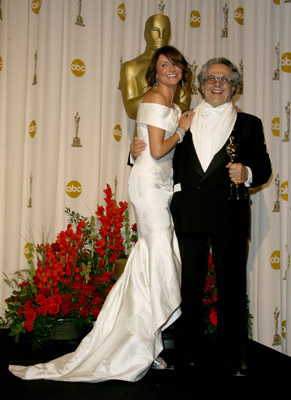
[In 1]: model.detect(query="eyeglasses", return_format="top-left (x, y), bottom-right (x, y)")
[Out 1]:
top-left (204, 75), bottom-right (233, 86)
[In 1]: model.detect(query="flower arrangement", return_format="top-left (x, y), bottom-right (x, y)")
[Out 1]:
top-left (0, 184), bottom-right (137, 349)
top-left (1, 182), bottom-right (250, 347)
top-left (96, 184), bottom-right (137, 263)
top-left (202, 252), bottom-right (253, 337)
top-left (203, 252), bottom-right (218, 335)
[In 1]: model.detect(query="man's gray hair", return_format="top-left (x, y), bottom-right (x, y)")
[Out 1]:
top-left (197, 58), bottom-right (241, 97)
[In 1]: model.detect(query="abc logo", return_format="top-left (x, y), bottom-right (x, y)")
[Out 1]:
top-left (29, 120), bottom-right (37, 138)
top-left (0, 56), bottom-right (3, 71)
top-left (66, 180), bottom-right (82, 198)
top-left (281, 181), bottom-right (288, 201)
top-left (282, 320), bottom-right (286, 339)
top-left (281, 52), bottom-right (291, 73)
top-left (23, 243), bottom-right (33, 259)
top-left (31, 0), bottom-right (42, 14)
top-left (113, 124), bottom-right (122, 142)
top-left (117, 3), bottom-right (126, 21)
top-left (271, 117), bottom-right (280, 137)
top-left (234, 7), bottom-right (244, 25)
top-left (270, 250), bottom-right (280, 270)
top-left (71, 59), bottom-right (86, 77)
top-left (190, 10), bottom-right (201, 28)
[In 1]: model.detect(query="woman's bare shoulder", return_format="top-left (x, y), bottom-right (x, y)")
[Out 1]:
top-left (143, 90), bottom-right (166, 106)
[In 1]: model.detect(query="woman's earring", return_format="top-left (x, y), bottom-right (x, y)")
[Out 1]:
top-left (153, 77), bottom-right (158, 88)
top-left (181, 78), bottom-right (185, 87)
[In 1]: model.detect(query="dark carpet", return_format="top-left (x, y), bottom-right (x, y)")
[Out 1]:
top-left (1, 328), bottom-right (290, 399)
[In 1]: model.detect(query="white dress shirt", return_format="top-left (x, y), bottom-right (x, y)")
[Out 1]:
top-left (192, 101), bottom-right (252, 185)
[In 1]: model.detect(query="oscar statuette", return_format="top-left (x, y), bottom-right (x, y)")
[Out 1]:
top-left (226, 136), bottom-right (249, 201)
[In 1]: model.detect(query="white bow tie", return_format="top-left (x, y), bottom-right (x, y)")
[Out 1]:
top-left (204, 102), bottom-right (230, 117)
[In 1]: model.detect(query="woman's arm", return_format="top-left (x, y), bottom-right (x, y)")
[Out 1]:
top-left (144, 91), bottom-right (194, 160)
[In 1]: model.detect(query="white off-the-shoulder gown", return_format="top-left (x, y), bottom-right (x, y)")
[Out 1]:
top-left (9, 103), bottom-right (182, 383)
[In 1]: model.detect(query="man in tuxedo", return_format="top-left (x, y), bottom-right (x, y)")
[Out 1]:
top-left (131, 57), bottom-right (271, 375)
top-left (170, 57), bottom-right (271, 375)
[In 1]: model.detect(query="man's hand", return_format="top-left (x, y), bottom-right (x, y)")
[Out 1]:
top-left (226, 162), bottom-right (248, 184)
top-left (130, 136), bottom-right (147, 160)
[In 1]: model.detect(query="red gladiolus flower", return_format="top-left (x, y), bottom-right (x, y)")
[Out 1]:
top-left (38, 288), bottom-right (50, 297)
top-left (62, 303), bottom-right (72, 316)
top-left (62, 293), bottom-right (73, 303)
top-left (36, 294), bottom-right (47, 305)
top-left (24, 320), bottom-right (34, 332)
top-left (99, 272), bottom-right (112, 283)
top-left (24, 307), bottom-right (37, 323)
top-left (208, 252), bottom-right (214, 267)
top-left (47, 303), bottom-right (60, 315)
top-left (209, 308), bottom-right (217, 327)
top-left (72, 282), bottom-right (83, 291)
top-left (45, 294), bottom-right (62, 315)
top-left (92, 306), bottom-right (101, 319)
top-left (78, 294), bottom-right (87, 305)
top-left (79, 307), bottom-right (89, 318)
top-left (51, 242), bottom-right (61, 253)
top-left (204, 277), bottom-right (212, 292)
top-left (92, 296), bottom-right (103, 305)
top-left (94, 184), bottom-right (129, 271)
top-left (18, 282), bottom-right (30, 288)
top-left (64, 264), bottom-right (73, 277)
top-left (74, 274), bottom-right (82, 282)
top-left (38, 305), bottom-right (48, 316)
top-left (83, 284), bottom-right (95, 296)
top-left (23, 299), bottom-right (33, 310)
top-left (51, 294), bottom-right (62, 305)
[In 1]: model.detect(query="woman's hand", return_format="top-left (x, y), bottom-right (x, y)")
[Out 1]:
top-left (177, 110), bottom-right (195, 132)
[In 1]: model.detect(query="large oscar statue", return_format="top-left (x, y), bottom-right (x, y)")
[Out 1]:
top-left (120, 14), bottom-right (191, 135)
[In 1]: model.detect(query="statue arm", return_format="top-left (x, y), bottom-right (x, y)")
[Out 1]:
top-left (122, 91), bottom-right (147, 120)
top-left (174, 86), bottom-right (192, 112)
top-left (120, 62), bottom-right (149, 119)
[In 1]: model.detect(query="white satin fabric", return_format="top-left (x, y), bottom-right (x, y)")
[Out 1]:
top-left (9, 102), bottom-right (182, 382)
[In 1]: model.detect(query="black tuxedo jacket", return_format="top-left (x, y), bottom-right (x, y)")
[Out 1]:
top-left (170, 112), bottom-right (272, 235)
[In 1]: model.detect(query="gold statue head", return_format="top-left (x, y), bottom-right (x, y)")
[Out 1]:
top-left (144, 14), bottom-right (171, 51)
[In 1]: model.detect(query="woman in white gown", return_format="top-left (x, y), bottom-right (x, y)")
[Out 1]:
top-left (9, 46), bottom-right (194, 383)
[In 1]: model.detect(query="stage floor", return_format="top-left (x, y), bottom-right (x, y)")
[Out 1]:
top-left (1, 329), bottom-right (290, 399)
